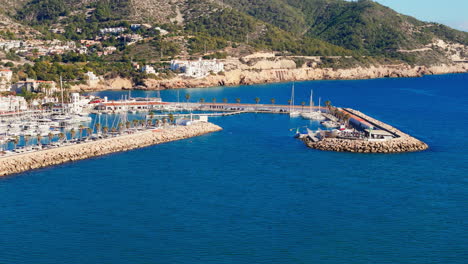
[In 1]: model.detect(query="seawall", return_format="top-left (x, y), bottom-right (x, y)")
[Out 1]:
top-left (0, 122), bottom-right (222, 177)
top-left (303, 109), bottom-right (429, 153)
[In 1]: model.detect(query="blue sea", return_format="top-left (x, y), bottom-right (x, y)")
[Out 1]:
top-left (1, 74), bottom-right (467, 264)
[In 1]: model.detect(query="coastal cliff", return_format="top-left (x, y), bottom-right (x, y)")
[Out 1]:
top-left (0, 122), bottom-right (222, 177)
top-left (74, 61), bottom-right (468, 91)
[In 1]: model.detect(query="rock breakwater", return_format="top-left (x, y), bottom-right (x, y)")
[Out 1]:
top-left (303, 109), bottom-right (428, 153)
top-left (0, 122), bottom-right (222, 177)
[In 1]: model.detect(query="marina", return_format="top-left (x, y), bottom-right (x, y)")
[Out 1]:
top-left (0, 88), bottom-right (428, 167)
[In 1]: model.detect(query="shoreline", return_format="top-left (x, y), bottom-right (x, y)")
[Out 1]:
top-left (74, 63), bottom-right (468, 92)
top-left (0, 122), bottom-right (222, 177)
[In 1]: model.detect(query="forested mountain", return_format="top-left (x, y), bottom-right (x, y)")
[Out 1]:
top-left (1, 0), bottom-right (467, 65)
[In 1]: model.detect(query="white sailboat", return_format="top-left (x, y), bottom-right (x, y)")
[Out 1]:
top-left (289, 83), bottom-right (300, 117)
top-left (301, 90), bottom-right (325, 120)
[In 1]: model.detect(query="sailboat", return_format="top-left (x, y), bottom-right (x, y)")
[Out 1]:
top-left (289, 83), bottom-right (300, 117)
top-left (301, 90), bottom-right (325, 121)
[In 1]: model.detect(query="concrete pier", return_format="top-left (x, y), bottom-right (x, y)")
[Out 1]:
top-left (0, 122), bottom-right (222, 177)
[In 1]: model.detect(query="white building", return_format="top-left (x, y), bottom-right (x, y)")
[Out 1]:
top-left (142, 65), bottom-right (156, 75)
top-left (170, 58), bottom-right (224, 78)
top-left (99, 27), bottom-right (126, 34)
top-left (0, 95), bottom-right (28, 112)
top-left (85, 71), bottom-right (100, 86)
top-left (0, 69), bottom-right (13, 92)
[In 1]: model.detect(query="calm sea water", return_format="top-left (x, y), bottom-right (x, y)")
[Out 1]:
top-left (1, 74), bottom-right (467, 264)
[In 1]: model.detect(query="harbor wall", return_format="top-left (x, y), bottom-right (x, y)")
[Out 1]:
top-left (0, 122), bottom-right (222, 177)
top-left (303, 109), bottom-right (429, 153)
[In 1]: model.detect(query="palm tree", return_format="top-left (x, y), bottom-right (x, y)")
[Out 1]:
top-left (288, 99), bottom-right (292, 105)
top-left (162, 117), bottom-right (167, 125)
top-left (12, 136), bottom-right (19, 150)
top-left (155, 119), bottom-right (160, 127)
top-left (139, 119), bottom-right (145, 127)
top-left (118, 122), bottom-right (123, 132)
top-left (301, 101), bottom-right (306, 111)
top-left (58, 132), bottom-right (65, 143)
top-left (102, 126), bottom-right (109, 135)
top-left (147, 119), bottom-right (152, 127)
top-left (125, 121), bottom-right (131, 130)
top-left (185, 93), bottom-right (191, 102)
top-left (149, 112), bottom-right (154, 120)
top-left (223, 98), bottom-right (228, 103)
top-left (212, 98), bottom-right (217, 103)
top-left (168, 113), bottom-right (174, 124)
top-left (86, 128), bottom-right (92, 138)
top-left (325, 100), bottom-right (331, 113)
top-left (95, 123), bottom-right (101, 134)
top-left (24, 135), bottom-right (30, 147)
top-left (270, 98), bottom-right (275, 105)
top-left (78, 125), bottom-right (85, 139)
top-left (132, 119), bottom-right (138, 128)
top-left (48, 132), bottom-right (54, 144)
top-left (255, 97), bottom-right (260, 104)
top-left (111, 127), bottom-right (117, 134)
top-left (70, 128), bottom-right (76, 140)
top-left (36, 134), bottom-right (42, 146)
top-left (199, 98), bottom-right (205, 103)
top-left (236, 98), bottom-right (241, 104)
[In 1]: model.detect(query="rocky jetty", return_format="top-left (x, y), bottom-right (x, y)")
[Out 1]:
top-left (0, 122), bottom-right (222, 177)
top-left (303, 109), bottom-right (428, 153)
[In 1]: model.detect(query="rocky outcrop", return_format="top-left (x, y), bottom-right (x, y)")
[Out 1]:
top-left (0, 122), bottom-right (222, 177)
top-left (303, 109), bottom-right (429, 153)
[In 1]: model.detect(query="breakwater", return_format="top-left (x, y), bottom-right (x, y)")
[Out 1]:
top-left (0, 122), bottom-right (222, 177)
top-left (303, 109), bottom-right (429, 153)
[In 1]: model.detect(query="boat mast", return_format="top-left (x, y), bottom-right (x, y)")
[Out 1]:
top-left (309, 89), bottom-right (313, 113)
top-left (60, 75), bottom-right (64, 114)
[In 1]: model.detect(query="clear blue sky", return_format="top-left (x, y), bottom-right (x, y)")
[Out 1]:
top-left (375, 0), bottom-right (468, 31)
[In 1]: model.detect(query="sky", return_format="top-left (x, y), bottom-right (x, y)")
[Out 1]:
top-left (374, 0), bottom-right (468, 31)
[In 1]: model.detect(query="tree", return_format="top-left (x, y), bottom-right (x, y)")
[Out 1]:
top-left (325, 100), bottom-right (331, 112)
top-left (223, 98), bottom-right (228, 103)
top-left (255, 97), bottom-right (260, 104)
top-left (168, 113), bottom-right (174, 124)
top-left (12, 136), bottom-right (19, 150)
top-left (48, 132), bottom-right (54, 144)
top-left (103, 126), bottom-right (109, 135)
top-left (86, 128), bottom-right (92, 138)
top-left (78, 125), bottom-right (85, 139)
top-left (301, 101), bottom-right (306, 111)
top-left (36, 134), bottom-right (42, 146)
top-left (212, 98), bottom-right (217, 103)
top-left (58, 132), bottom-right (65, 142)
top-left (70, 128), bottom-right (76, 140)
top-left (185, 93), bottom-right (191, 102)
top-left (155, 119), bottom-right (160, 127)
top-left (95, 123), bottom-right (101, 134)
top-left (288, 99), bottom-right (292, 105)
top-left (199, 98), bottom-right (205, 103)
top-left (24, 135), bottom-right (30, 147)
top-left (270, 98), bottom-right (275, 105)
top-left (236, 98), bottom-right (241, 104)
top-left (125, 121), bottom-right (131, 130)
top-left (118, 122), bottom-right (123, 132)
